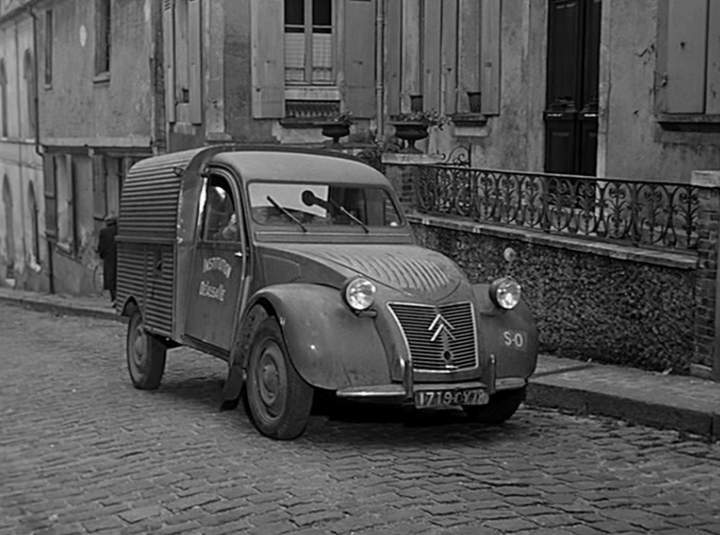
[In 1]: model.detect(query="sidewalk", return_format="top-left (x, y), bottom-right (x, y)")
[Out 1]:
top-left (1, 286), bottom-right (718, 441)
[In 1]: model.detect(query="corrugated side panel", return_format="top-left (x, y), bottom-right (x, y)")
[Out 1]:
top-left (117, 243), bottom-right (146, 313)
top-left (116, 243), bottom-right (174, 337)
top-left (144, 246), bottom-right (174, 334)
top-left (119, 149), bottom-right (199, 240)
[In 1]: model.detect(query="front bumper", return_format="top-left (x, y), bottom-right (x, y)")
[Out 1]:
top-left (335, 352), bottom-right (528, 404)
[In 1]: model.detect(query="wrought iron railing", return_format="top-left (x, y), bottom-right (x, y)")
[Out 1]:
top-left (410, 164), bottom-right (700, 251)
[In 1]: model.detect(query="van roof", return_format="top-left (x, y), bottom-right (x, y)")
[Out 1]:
top-left (211, 150), bottom-right (389, 187)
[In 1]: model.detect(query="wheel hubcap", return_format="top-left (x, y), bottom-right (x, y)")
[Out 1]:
top-left (132, 325), bottom-right (147, 368)
top-left (255, 342), bottom-right (286, 418)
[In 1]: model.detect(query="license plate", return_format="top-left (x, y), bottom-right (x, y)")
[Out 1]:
top-left (414, 388), bottom-right (489, 408)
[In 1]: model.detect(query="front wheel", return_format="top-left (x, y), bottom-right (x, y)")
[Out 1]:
top-left (464, 387), bottom-right (526, 425)
top-left (126, 309), bottom-right (166, 390)
top-left (245, 317), bottom-right (313, 439)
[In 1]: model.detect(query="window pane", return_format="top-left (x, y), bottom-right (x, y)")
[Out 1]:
top-left (313, 0), bottom-right (331, 27)
top-left (285, 0), bottom-right (304, 26)
top-left (248, 182), bottom-right (402, 228)
top-left (284, 33), bottom-right (306, 82)
top-left (312, 33), bottom-right (332, 82)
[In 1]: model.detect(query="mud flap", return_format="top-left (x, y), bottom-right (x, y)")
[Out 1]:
top-left (220, 361), bottom-right (245, 410)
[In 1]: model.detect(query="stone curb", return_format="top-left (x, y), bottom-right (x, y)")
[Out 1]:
top-left (0, 294), bottom-right (121, 323)
top-left (526, 381), bottom-right (719, 441)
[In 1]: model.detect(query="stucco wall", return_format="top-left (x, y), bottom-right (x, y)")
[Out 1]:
top-left (40, 0), bottom-right (154, 144)
top-left (0, 12), bottom-right (47, 292)
top-left (411, 219), bottom-right (696, 374)
top-left (600, 0), bottom-right (720, 181)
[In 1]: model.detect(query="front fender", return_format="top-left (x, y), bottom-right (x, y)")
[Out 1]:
top-left (472, 283), bottom-right (538, 379)
top-left (247, 283), bottom-right (391, 390)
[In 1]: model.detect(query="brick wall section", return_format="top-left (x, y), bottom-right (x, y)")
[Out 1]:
top-left (691, 171), bottom-right (720, 379)
top-left (382, 153), bottom-right (441, 211)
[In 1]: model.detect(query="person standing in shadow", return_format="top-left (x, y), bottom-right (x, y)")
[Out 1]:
top-left (97, 215), bottom-right (118, 305)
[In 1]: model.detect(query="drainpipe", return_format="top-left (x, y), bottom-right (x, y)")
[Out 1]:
top-left (375, 0), bottom-right (384, 142)
top-left (29, 5), bottom-right (53, 293)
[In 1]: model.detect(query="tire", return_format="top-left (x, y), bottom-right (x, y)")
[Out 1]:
top-left (126, 309), bottom-right (166, 390)
top-left (245, 317), bottom-right (314, 439)
top-left (464, 387), bottom-right (526, 425)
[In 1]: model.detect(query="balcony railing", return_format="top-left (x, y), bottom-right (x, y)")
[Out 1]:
top-left (411, 164), bottom-right (700, 252)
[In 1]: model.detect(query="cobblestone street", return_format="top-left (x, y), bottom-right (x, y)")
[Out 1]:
top-left (1, 303), bottom-right (719, 535)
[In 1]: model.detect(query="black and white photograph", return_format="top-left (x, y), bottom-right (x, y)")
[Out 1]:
top-left (1, 0), bottom-right (719, 533)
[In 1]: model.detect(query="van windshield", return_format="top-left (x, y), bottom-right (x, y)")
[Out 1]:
top-left (247, 182), bottom-right (403, 229)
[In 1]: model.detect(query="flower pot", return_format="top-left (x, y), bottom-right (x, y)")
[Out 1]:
top-left (320, 122), bottom-right (350, 147)
top-left (391, 121), bottom-right (429, 153)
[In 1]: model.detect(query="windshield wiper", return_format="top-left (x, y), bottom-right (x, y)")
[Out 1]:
top-left (266, 196), bottom-right (307, 232)
top-left (327, 199), bottom-right (369, 233)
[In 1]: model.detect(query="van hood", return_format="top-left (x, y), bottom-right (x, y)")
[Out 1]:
top-left (260, 243), bottom-right (468, 301)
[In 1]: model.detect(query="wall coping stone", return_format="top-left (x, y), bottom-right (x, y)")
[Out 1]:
top-left (691, 170), bottom-right (720, 188)
top-left (408, 212), bottom-right (698, 271)
top-left (381, 153), bottom-right (444, 165)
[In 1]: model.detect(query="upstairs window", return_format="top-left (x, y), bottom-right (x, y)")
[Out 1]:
top-left (0, 59), bottom-right (7, 137)
top-left (44, 10), bottom-right (53, 87)
top-left (24, 50), bottom-right (36, 135)
top-left (94, 0), bottom-right (111, 77)
top-left (284, 0), bottom-right (333, 84)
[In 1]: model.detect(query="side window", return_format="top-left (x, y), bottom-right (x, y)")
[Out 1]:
top-left (201, 176), bottom-right (238, 242)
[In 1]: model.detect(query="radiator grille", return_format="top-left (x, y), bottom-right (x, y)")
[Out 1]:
top-left (388, 302), bottom-right (477, 372)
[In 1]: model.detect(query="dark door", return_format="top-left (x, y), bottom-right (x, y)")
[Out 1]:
top-left (185, 172), bottom-right (248, 351)
top-left (544, 0), bottom-right (601, 175)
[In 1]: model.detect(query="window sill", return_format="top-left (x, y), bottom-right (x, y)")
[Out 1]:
top-left (656, 113), bottom-right (720, 132)
top-left (451, 113), bottom-right (488, 127)
top-left (278, 117), bottom-right (325, 129)
top-left (93, 72), bottom-right (110, 85)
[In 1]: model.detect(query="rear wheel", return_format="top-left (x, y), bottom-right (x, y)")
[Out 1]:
top-left (464, 387), bottom-right (526, 425)
top-left (126, 309), bottom-right (166, 389)
top-left (245, 317), bottom-right (313, 439)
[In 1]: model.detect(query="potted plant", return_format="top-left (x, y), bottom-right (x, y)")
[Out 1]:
top-left (389, 110), bottom-right (448, 153)
top-left (318, 112), bottom-right (354, 147)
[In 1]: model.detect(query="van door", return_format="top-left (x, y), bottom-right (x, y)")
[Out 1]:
top-left (184, 172), bottom-right (247, 351)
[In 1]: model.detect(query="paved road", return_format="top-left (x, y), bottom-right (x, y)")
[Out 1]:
top-left (1, 303), bottom-right (719, 535)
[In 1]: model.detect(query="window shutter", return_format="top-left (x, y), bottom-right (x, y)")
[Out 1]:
top-left (660, 0), bottom-right (707, 113)
top-left (441, 0), bottom-right (458, 114)
top-left (162, 0), bottom-right (176, 123)
top-left (422, 0), bottom-right (442, 111)
top-left (480, 0), bottom-right (501, 115)
top-left (251, 0), bottom-right (284, 118)
top-left (188, 0), bottom-right (202, 124)
top-left (706, 0), bottom-right (720, 114)
top-left (343, 0), bottom-right (376, 117)
top-left (458, 0), bottom-right (481, 113)
top-left (385, 0), bottom-right (402, 116)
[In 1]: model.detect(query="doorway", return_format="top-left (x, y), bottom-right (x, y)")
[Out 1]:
top-left (544, 0), bottom-right (601, 176)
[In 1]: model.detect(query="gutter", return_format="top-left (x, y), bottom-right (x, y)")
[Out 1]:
top-left (374, 0), bottom-right (384, 142)
top-left (27, 4), bottom-right (54, 293)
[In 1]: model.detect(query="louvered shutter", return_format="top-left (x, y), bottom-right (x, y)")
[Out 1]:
top-left (188, 0), bottom-right (202, 124)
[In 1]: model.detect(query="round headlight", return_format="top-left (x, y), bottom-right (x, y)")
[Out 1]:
top-left (345, 278), bottom-right (376, 311)
top-left (489, 277), bottom-right (522, 310)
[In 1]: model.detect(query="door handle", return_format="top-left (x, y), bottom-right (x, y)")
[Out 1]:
top-left (234, 251), bottom-right (244, 259)
top-left (582, 112), bottom-right (598, 119)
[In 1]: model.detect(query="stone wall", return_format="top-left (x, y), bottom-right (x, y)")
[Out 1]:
top-left (410, 215), bottom-right (697, 374)
top-left (385, 156), bottom-right (719, 378)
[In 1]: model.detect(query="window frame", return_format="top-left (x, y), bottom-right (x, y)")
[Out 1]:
top-left (283, 0), bottom-right (337, 87)
top-left (94, 0), bottom-right (111, 81)
top-left (44, 9), bottom-right (53, 88)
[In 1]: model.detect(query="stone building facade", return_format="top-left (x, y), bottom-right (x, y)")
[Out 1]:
top-left (2, 0), bottom-right (720, 298)
top-left (0, 0), bottom-right (44, 292)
